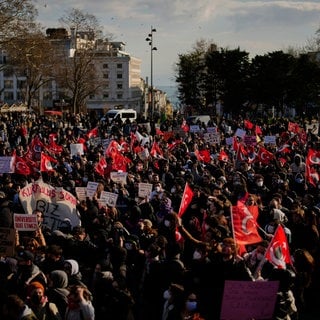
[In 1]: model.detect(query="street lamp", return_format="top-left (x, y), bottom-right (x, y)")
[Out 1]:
top-left (146, 26), bottom-right (157, 119)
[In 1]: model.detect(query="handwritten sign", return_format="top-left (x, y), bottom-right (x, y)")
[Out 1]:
top-left (207, 127), bottom-right (218, 134)
top-left (204, 133), bottom-right (220, 145)
top-left (189, 125), bottom-right (201, 133)
top-left (226, 137), bottom-right (234, 145)
top-left (138, 183), bottom-right (153, 198)
top-left (110, 172), bottom-right (128, 184)
top-left (19, 180), bottom-right (80, 231)
top-left (264, 136), bottom-right (276, 145)
top-left (14, 213), bottom-right (38, 231)
top-left (235, 128), bottom-right (246, 139)
top-left (75, 187), bottom-right (87, 201)
top-left (220, 280), bottom-right (279, 320)
top-left (100, 191), bottom-right (118, 207)
top-left (0, 156), bottom-right (14, 173)
top-left (70, 143), bottom-right (84, 156)
top-left (86, 181), bottom-right (99, 199)
top-left (0, 228), bottom-right (15, 257)
top-left (244, 135), bottom-right (257, 146)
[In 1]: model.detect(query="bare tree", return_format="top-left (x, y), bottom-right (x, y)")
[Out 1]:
top-left (5, 31), bottom-right (55, 108)
top-left (57, 8), bottom-right (105, 113)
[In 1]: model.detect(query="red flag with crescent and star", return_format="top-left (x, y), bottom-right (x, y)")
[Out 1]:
top-left (305, 148), bottom-right (320, 187)
top-left (178, 183), bottom-right (194, 217)
top-left (257, 146), bottom-right (274, 164)
top-left (232, 201), bottom-right (262, 247)
top-left (265, 224), bottom-right (292, 269)
top-left (40, 153), bottom-right (57, 172)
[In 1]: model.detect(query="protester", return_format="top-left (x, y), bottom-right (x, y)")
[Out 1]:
top-left (1, 111), bottom-right (320, 319)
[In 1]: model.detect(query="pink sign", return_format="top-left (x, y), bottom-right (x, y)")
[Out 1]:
top-left (220, 280), bottom-right (279, 320)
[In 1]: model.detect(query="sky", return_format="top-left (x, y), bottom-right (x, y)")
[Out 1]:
top-left (35, 0), bottom-right (320, 86)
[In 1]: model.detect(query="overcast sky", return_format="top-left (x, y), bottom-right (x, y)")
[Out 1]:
top-left (35, 0), bottom-right (320, 86)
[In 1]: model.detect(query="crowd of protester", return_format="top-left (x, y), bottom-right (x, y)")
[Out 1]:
top-left (0, 110), bottom-right (320, 319)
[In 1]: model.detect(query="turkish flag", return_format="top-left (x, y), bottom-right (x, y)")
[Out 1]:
top-left (47, 133), bottom-right (63, 154)
top-left (288, 122), bottom-right (300, 133)
top-left (150, 141), bottom-right (163, 158)
top-left (95, 156), bottom-right (107, 176)
top-left (218, 150), bottom-right (229, 162)
top-left (265, 224), bottom-right (292, 269)
top-left (237, 144), bottom-right (248, 161)
top-left (178, 183), bottom-right (194, 217)
top-left (87, 127), bottom-right (99, 139)
top-left (40, 153), bottom-right (57, 172)
top-left (306, 148), bottom-right (320, 187)
top-left (306, 148), bottom-right (320, 166)
top-left (232, 202), bottom-right (262, 247)
top-left (257, 146), bottom-right (274, 164)
top-left (14, 155), bottom-right (32, 175)
top-left (244, 120), bottom-right (254, 130)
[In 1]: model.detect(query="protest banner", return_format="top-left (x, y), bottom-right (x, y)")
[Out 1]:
top-left (138, 182), bottom-right (153, 198)
top-left (206, 127), bottom-right (218, 134)
top-left (225, 137), bottom-right (234, 145)
top-left (70, 143), bottom-right (84, 157)
top-left (220, 280), bottom-right (279, 320)
top-left (244, 135), bottom-right (257, 146)
top-left (100, 191), bottom-right (118, 207)
top-left (189, 125), bottom-right (201, 133)
top-left (264, 135), bottom-right (277, 145)
top-left (110, 171), bottom-right (128, 184)
top-left (235, 128), bottom-right (246, 139)
top-left (14, 213), bottom-right (38, 231)
top-left (0, 228), bottom-right (15, 257)
top-left (0, 156), bottom-right (14, 173)
top-left (86, 181), bottom-right (99, 199)
top-left (19, 179), bottom-right (81, 231)
top-left (204, 132), bottom-right (220, 145)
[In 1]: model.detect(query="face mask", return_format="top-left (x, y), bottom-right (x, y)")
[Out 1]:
top-left (193, 251), bottom-right (202, 260)
top-left (266, 225), bottom-right (274, 234)
top-left (163, 289), bottom-right (171, 300)
top-left (256, 181), bottom-right (263, 187)
top-left (295, 178), bottom-right (303, 184)
top-left (248, 173), bottom-right (254, 179)
top-left (155, 186), bottom-right (161, 192)
top-left (164, 220), bottom-right (171, 227)
top-left (186, 301), bottom-right (197, 312)
top-left (125, 243), bottom-right (133, 250)
top-left (170, 187), bottom-right (176, 193)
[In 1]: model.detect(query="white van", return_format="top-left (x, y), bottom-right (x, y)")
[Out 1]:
top-left (101, 109), bottom-right (137, 123)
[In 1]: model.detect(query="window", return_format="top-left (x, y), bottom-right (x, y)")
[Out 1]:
top-left (117, 63), bottom-right (122, 69)
top-left (16, 92), bottom-right (24, 100)
top-left (105, 82), bottom-right (109, 89)
top-left (103, 92), bottom-right (109, 98)
top-left (17, 80), bottom-right (26, 89)
top-left (4, 92), bottom-right (13, 100)
top-left (117, 93), bottom-right (123, 99)
top-left (89, 94), bottom-right (95, 99)
top-left (117, 73), bottom-right (122, 79)
top-left (4, 80), bottom-right (13, 89)
top-left (103, 63), bottom-right (108, 69)
top-left (103, 73), bottom-right (109, 79)
top-left (43, 91), bottom-right (52, 100)
top-left (117, 83), bottom-right (123, 89)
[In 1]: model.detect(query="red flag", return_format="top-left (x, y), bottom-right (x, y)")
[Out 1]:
top-left (156, 128), bottom-right (164, 136)
top-left (14, 155), bottom-right (32, 175)
top-left (105, 140), bottom-right (121, 158)
top-left (46, 133), bottom-right (63, 154)
top-left (150, 141), bottom-right (163, 158)
top-left (40, 153), bottom-right (57, 172)
top-left (265, 224), bottom-right (292, 269)
top-left (306, 149), bottom-right (320, 187)
top-left (237, 144), bottom-right (248, 161)
top-left (255, 125), bottom-right (263, 135)
top-left (199, 149), bottom-right (211, 163)
top-left (257, 146), bottom-right (274, 164)
top-left (26, 136), bottom-right (44, 161)
top-left (244, 120), bottom-right (254, 130)
top-left (87, 127), bottom-right (99, 139)
top-left (95, 156), bottom-right (107, 176)
top-left (218, 150), bottom-right (229, 162)
top-left (232, 202), bottom-right (262, 247)
top-left (288, 122), bottom-right (300, 133)
top-left (178, 183), bottom-right (194, 217)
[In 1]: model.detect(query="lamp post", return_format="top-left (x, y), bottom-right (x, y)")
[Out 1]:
top-left (146, 26), bottom-right (157, 119)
